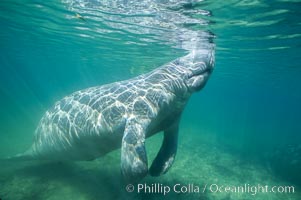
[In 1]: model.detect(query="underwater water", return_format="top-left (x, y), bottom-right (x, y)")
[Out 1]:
top-left (1, 0), bottom-right (301, 199)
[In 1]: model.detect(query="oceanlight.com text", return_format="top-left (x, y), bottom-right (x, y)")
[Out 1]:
top-left (125, 183), bottom-right (295, 196)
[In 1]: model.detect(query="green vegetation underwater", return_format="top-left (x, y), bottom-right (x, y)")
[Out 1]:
top-left (0, 0), bottom-right (301, 200)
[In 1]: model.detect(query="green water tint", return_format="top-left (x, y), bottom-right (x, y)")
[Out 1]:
top-left (0, 133), bottom-right (300, 200)
top-left (1, 0), bottom-right (301, 199)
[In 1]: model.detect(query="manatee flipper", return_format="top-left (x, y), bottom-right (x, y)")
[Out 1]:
top-left (149, 118), bottom-right (179, 176)
top-left (121, 119), bottom-right (148, 182)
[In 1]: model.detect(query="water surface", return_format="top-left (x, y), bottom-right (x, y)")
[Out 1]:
top-left (0, 0), bottom-right (301, 199)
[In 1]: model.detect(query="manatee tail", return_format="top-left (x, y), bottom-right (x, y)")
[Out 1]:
top-left (2, 148), bottom-right (36, 161)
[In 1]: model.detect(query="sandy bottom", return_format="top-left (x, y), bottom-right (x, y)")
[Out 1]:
top-left (0, 128), bottom-right (300, 200)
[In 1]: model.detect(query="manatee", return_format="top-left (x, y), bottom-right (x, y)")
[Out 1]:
top-left (11, 49), bottom-right (215, 182)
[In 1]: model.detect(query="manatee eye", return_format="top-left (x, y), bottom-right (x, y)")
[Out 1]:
top-left (173, 60), bottom-right (180, 65)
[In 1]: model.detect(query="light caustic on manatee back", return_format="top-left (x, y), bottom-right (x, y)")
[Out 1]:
top-left (11, 0), bottom-right (215, 182)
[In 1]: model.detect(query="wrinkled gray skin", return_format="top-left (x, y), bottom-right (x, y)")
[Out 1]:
top-left (14, 49), bottom-right (214, 182)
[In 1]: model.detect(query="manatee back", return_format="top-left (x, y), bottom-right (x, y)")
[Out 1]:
top-left (31, 84), bottom-right (131, 160)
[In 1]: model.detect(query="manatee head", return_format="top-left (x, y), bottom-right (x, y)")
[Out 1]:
top-left (176, 49), bottom-right (215, 92)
